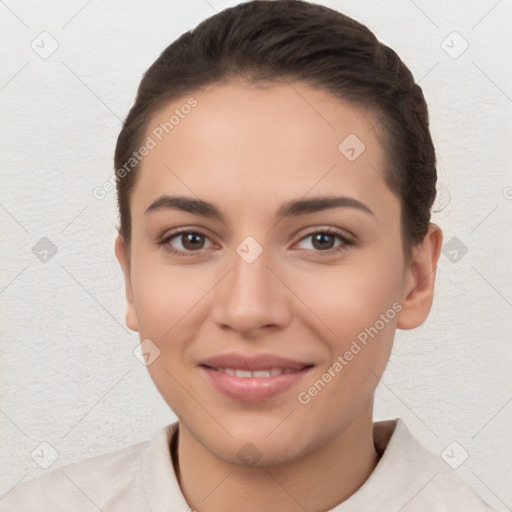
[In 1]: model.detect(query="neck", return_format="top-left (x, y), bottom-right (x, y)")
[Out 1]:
top-left (176, 401), bottom-right (379, 512)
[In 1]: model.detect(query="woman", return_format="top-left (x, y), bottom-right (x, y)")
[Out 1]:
top-left (1, 1), bottom-right (495, 510)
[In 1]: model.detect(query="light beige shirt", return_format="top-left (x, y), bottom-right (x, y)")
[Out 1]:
top-left (0, 418), bottom-right (495, 511)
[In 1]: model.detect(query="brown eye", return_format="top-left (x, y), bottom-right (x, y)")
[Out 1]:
top-left (295, 230), bottom-right (352, 254)
top-left (181, 232), bottom-right (205, 250)
top-left (311, 233), bottom-right (336, 250)
top-left (161, 230), bottom-right (215, 254)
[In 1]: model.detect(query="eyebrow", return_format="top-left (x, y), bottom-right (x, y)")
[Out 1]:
top-left (277, 196), bottom-right (375, 218)
top-left (146, 195), bottom-right (223, 218)
top-left (145, 195), bottom-right (375, 219)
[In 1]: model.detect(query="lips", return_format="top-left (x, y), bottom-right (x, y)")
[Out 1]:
top-left (215, 367), bottom-right (298, 378)
top-left (199, 353), bottom-right (313, 402)
top-left (201, 353), bottom-right (310, 372)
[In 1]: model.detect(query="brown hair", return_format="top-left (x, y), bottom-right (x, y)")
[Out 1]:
top-left (114, 0), bottom-right (436, 254)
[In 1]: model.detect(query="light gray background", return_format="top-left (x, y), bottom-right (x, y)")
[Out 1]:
top-left (1, 0), bottom-right (511, 509)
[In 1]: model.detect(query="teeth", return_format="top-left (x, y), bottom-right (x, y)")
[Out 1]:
top-left (253, 370), bottom-right (270, 378)
top-left (216, 368), bottom-right (294, 378)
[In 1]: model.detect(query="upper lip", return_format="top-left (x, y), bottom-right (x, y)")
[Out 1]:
top-left (200, 353), bottom-right (313, 371)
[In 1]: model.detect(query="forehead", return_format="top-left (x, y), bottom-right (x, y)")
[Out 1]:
top-left (133, 80), bottom-right (395, 216)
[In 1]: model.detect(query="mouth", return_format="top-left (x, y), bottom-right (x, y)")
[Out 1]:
top-left (206, 367), bottom-right (302, 378)
top-left (199, 353), bottom-right (314, 402)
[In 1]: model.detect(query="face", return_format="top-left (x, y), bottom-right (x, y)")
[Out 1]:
top-left (116, 80), bottom-right (433, 466)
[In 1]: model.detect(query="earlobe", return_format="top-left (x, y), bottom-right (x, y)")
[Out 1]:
top-left (396, 224), bottom-right (443, 330)
top-left (114, 235), bottom-right (139, 332)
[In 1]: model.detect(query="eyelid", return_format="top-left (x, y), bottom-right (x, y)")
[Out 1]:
top-left (293, 226), bottom-right (354, 244)
top-left (158, 225), bottom-right (214, 243)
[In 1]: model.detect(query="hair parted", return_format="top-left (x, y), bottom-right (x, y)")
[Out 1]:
top-left (114, 0), bottom-right (437, 253)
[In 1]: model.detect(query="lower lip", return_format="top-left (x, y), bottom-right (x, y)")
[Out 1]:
top-left (201, 366), bottom-right (312, 403)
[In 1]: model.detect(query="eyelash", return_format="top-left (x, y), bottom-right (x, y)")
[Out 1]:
top-left (158, 228), bottom-right (353, 257)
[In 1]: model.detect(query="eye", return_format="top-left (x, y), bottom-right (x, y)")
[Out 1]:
top-left (160, 230), bottom-right (215, 254)
top-left (295, 229), bottom-right (352, 253)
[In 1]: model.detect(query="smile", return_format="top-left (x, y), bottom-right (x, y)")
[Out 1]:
top-left (199, 353), bottom-right (314, 402)
top-left (211, 367), bottom-right (301, 378)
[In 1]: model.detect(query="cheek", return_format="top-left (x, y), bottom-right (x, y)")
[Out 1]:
top-left (291, 260), bottom-right (402, 345)
top-left (130, 256), bottom-right (212, 340)
top-left (129, 260), bottom-right (212, 411)
top-left (289, 260), bottom-right (402, 409)
top-left (294, 270), bottom-right (399, 426)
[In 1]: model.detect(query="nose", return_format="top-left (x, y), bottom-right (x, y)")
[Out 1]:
top-left (211, 247), bottom-right (293, 338)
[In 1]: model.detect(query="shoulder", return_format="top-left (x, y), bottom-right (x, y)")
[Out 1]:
top-left (0, 424), bottom-right (177, 512)
top-left (345, 418), bottom-right (496, 512)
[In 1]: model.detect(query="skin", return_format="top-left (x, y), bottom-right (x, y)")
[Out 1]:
top-left (115, 80), bottom-right (442, 512)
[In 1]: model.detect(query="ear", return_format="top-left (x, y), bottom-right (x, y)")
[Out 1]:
top-left (396, 223), bottom-right (443, 330)
top-left (115, 234), bottom-right (139, 332)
